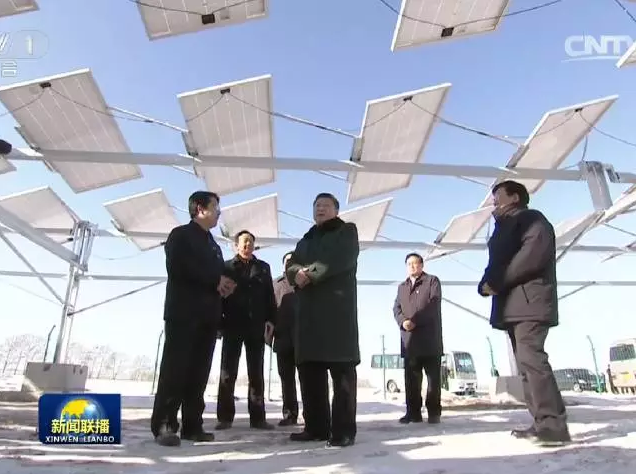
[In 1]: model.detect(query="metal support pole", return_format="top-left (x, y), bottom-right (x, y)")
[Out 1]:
top-left (52, 221), bottom-right (95, 364)
top-left (586, 335), bottom-right (602, 393)
top-left (43, 324), bottom-right (56, 362)
top-left (486, 336), bottom-right (496, 376)
top-left (507, 336), bottom-right (518, 376)
top-left (381, 335), bottom-right (386, 400)
top-left (151, 329), bottom-right (164, 395)
top-left (267, 346), bottom-right (274, 402)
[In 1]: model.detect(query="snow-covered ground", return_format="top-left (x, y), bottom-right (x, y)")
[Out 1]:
top-left (0, 379), bottom-right (634, 473)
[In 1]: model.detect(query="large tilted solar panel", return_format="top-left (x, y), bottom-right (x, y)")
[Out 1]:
top-left (339, 198), bottom-right (393, 241)
top-left (425, 206), bottom-right (494, 260)
top-left (0, 69), bottom-right (142, 193)
top-left (617, 41), bottom-right (636, 69)
top-left (553, 212), bottom-right (600, 246)
top-left (600, 188), bottom-right (636, 224)
top-left (0, 186), bottom-right (78, 243)
top-left (346, 82), bottom-right (451, 204)
top-left (0, 158), bottom-right (16, 175)
top-left (479, 95), bottom-right (618, 208)
top-left (220, 194), bottom-right (279, 240)
top-left (390, 0), bottom-right (510, 51)
top-left (103, 189), bottom-right (181, 251)
top-left (178, 74), bottom-right (275, 196)
top-left (136, 0), bottom-right (268, 40)
top-left (0, 0), bottom-right (38, 18)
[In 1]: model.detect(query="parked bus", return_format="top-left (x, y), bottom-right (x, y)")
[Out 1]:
top-left (609, 338), bottom-right (636, 394)
top-left (370, 351), bottom-right (477, 395)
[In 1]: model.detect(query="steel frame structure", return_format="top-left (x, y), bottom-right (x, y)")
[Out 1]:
top-left (2, 96), bottom-right (636, 374)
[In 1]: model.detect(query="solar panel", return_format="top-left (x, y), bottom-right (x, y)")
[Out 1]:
top-left (425, 206), bottom-right (494, 260)
top-left (178, 74), bottom-right (275, 196)
top-left (136, 0), bottom-right (268, 41)
top-left (390, 0), bottom-right (510, 51)
top-left (103, 189), bottom-right (180, 251)
top-left (617, 41), bottom-right (636, 69)
top-left (479, 95), bottom-right (618, 208)
top-left (0, 158), bottom-right (15, 175)
top-left (347, 83), bottom-right (451, 203)
top-left (0, 0), bottom-right (38, 18)
top-left (0, 186), bottom-right (78, 243)
top-left (554, 213), bottom-right (599, 246)
top-left (220, 194), bottom-right (279, 240)
top-left (0, 69), bottom-right (142, 193)
top-left (339, 197), bottom-right (392, 241)
top-left (601, 188), bottom-right (636, 223)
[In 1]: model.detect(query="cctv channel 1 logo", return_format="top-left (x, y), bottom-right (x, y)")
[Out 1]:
top-left (563, 35), bottom-right (634, 62)
top-left (0, 30), bottom-right (49, 78)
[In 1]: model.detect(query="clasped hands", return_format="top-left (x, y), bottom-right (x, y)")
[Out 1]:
top-left (294, 268), bottom-right (311, 288)
top-left (217, 275), bottom-right (237, 298)
top-left (402, 319), bottom-right (415, 332)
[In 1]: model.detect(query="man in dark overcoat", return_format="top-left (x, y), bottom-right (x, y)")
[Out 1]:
top-left (272, 251), bottom-right (299, 426)
top-left (393, 252), bottom-right (443, 424)
top-left (478, 180), bottom-right (570, 446)
top-left (216, 230), bottom-right (277, 431)
top-left (285, 192), bottom-right (360, 448)
top-left (151, 191), bottom-right (236, 447)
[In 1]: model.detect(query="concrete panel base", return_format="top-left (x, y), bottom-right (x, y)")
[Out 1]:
top-left (21, 362), bottom-right (89, 394)
top-left (489, 376), bottom-right (526, 405)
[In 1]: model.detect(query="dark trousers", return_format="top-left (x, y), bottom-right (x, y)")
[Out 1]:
top-left (404, 355), bottom-right (442, 418)
top-left (507, 321), bottom-right (567, 432)
top-left (217, 333), bottom-right (266, 424)
top-left (297, 361), bottom-right (357, 439)
top-left (276, 350), bottom-right (299, 419)
top-left (150, 319), bottom-right (216, 437)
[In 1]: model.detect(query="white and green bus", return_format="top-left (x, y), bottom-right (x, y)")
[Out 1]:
top-left (609, 338), bottom-right (636, 394)
top-left (370, 351), bottom-right (477, 395)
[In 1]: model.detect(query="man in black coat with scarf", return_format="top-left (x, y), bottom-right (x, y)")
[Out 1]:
top-left (393, 252), bottom-right (443, 425)
top-left (285, 192), bottom-right (360, 448)
top-left (479, 180), bottom-right (570, 446)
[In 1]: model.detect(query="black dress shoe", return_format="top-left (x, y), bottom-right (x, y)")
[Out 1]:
top-left (181, 431), bottom-right (215, 442)
top-left (327, 436), bottom-right (355, 447)
top-left (399, 414), bottom-right (423, 424)
top-left (289, 431), bottom-right (329, 442)
top-left (250, 420), bottom-right (275, 430)
top-left (511, 426), bottom-right (537, 439)
top-left (278, 417), bottom-right (298, 427)
top-left (533, 428), bottom-right (571, 446)
top-left (427, 415), bottom-right (441, 424)
top-left (155, 431), bottom-right (181, 447)
top-left (215, 421), bottom-right (233, 430)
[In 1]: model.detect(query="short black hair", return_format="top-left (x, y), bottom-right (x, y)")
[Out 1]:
top-left (313, 192), bottom-right (340, 211)
top-left (492, 180), bottom-right (530, 206)
top-left (188, 191), bottom-right (220, 218)
top-left (234, 230), bottom-right (255, 243)
top-left (405, 252), bottom-right (423, 264)
top-left (282, 251), bottom-right (293, 264)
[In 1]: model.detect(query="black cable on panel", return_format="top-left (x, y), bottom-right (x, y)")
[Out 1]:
top-left (376, 0), bottom-right (565, 29)
top-left (0, 89), bottom-right (46, 119)
top-left (128, 0), bottom-right (259, 18)
top-left (612, 0), bottom-right (636, 25)
top-left (580, 114), bottom-right (636, 149)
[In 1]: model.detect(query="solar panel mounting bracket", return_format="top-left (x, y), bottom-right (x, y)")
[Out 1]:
top-left (580, 160), bottom-right (614, 211)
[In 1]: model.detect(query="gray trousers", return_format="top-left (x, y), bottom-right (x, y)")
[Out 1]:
top-left (507, 321), bottom-right (568, 432)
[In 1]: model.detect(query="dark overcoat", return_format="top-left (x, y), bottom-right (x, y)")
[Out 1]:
top-left (272, 275), bottom-right (297, 354)
top-left (286, 217), bottom-right (360, 365)
top-left (221, 255), bottom-right (277, 341)
top-left (163, 221), bottom-right (225, 326)
top-left (478, 206), bottom-right (559, 330)
top-left (393, 273), bottom-right (443, 358)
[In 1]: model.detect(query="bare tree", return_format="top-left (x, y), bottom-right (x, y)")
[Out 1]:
top-left (105, 352), bottom-right (128, 380)
top-left (129, 355), bottom-right (153, 381)
top-left (0, 334), bottom-right (45, 375)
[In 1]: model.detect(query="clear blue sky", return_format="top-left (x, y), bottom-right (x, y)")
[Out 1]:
top-left (1, 0), bottom-right (636, 381)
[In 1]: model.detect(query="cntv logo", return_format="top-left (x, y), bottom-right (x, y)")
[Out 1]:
top-left (563, 35), bottom-right (634, 62)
